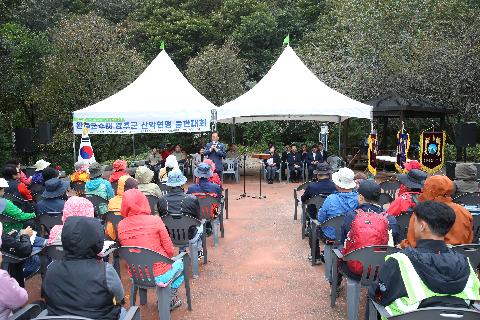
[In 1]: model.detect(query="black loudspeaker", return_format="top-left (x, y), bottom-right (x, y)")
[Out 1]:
top-left (455, 122), bottom-right (477, 147)
top-left (39, 123), bottom-right (53, 144)
top-left (15, 128), bottom-right (35, 152)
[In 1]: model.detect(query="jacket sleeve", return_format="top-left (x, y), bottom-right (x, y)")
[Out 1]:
top-left (216, 143), bottom-right (226, 158)
top-left (18, 183), bottom-right (32, 201)
top-left (0, 271), bottom-right (28, 311)
top-left (301, 186), bottom-right (311, 203)
top-left (203, 142), bottom-right (213, 156)
top-left (157, 219), bottom-right (174, 258)
top-left (103, 181), bottom-right (115, 199)
top-left (19, 171), bottom-right (32, 185)
top-left (105, 263), bottom-right (124, 302)
top-left (400, 213), bottom-right (417, 249)
top-left (317, 198), bottom-right (331, 223)
top-left (157, 198), bottom-right (168, 217)
top-left (4, 200), bottom-right (35, 221)
top-left (1, 234), bottom-right (33, 258)
top-left (368, 258), bottom-right (406, 306)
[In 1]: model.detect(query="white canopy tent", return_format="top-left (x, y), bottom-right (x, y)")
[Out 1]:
top-left (215, 45), bottom-right (372, 155)
top-left (72, 49), bottom-right (216, 163)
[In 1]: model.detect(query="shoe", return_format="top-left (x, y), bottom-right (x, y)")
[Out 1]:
top-left (197, 250), bottom-right (204, 261)
top-left (320, 250), bottom-right (325, 263)
top-left (307, 254), bottom-right (322, 265)
top-left (170, 296), bottom-right (182, 311)
top-left (205, 227), bottom-right (213, 237)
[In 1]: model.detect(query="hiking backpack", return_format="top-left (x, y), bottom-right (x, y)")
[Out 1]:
top-left (341, 209), bottom-right (389, 275)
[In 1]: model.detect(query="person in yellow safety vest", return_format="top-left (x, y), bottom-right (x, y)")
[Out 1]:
top-left (368, 200), bottom-right (480, 318)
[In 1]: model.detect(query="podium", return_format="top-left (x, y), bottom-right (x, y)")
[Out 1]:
top-left (251, 154), bottom-right (271, 199)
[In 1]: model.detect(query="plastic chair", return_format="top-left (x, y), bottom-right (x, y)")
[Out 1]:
top-left (287, 162), bottom-right (305, 184)
top-left (1, 249), bottom-right (46, 287)
top-left (33, 193), bottom-right (46, 204)
top-left (37, 212), bottom-right (63, 238)
top-left (29, 182), bottom-right (42, 194)
top-left (70, 181), bottom-right (86, 196)
top-left (222, 158), bottom-right (240, 184)
top-left (145, 194), bottom-right (160, 215)
top-left (79, 193), bottom-right (108, 218)
top-left (103, 210), bottom-right (124, 278)
top-left (0, 213), bottom-right (22, 224)
top-left (110, 181), bottom-right (118, 195)
top-left (452, 244), bottom-right (480, 271)
top-left (262, 162), bottom-right (281, 183)
top-left (396, 212), bottom-right (412, 242)
top-left (119, 246), bottom-right (191, 319)
top-left (42, 245), bottom-right (65, 261)
top-left (32, 306), bottom-right (141, 320)
top-left (2, 193), bottom-right (32, 213)
top-left (331, 245), bottom-right (400, 320)
top-left (368, 301), bottom-right (480, 320)
top-left (195, 194), bottom-right (224, 247)
top-left (7, 303), bottom-right (43, 320)
top-left (293, 181), bottom-right (312, 220)
top-left (223, 188), bottom-right (229, 219)
top-left (327, 156), bottom-right (345, 172)
top-left (161, 214), bottom-right (206, 279)
top-left (378, 192), bottom-right (394, 209)
top-left (379, 180), bottom-right (402, 199)
top-left (472, 214), bottom-right (480, 244)
top-left (302, 194), bottom-right (328, 239)
top-left (453, 192), bottom-right (480, 206)
top-left (157, 182), bottom-right (170, 196)
top-left (311, 215), bottom-right (345, 271)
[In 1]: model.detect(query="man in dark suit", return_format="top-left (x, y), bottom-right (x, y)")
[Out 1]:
top-left (287, 144), bottom-right (303, 183)
top-left (300, 143), bottom-right (308, 163)
top-left (306, 144), bottom-right (321, 181)
top-left (204, 131), bottom-right (226, 177)
top-left (281, 144), bottom-right (291, 180)
top-left (318, 142), bottom-right (328, 163)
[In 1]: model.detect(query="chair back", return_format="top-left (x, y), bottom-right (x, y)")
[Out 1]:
top-left (396, 212), bottom-right (412, 241)
top-left (8, 303), bottom-right (43, 320)
top-left (452, 244), bottom-right (480, 270)
top-left (33, 193), bottom-right (46, 203)
top-left (223, 158), bottom-right (236, 172)
top-left (70, 181), bottom-right (86, 196)
top-left (44, 245), bottom-right (65, 261)
top-left (161, 214), bottom-right (201, 246)
top-left (110, 181), bottom-right (118, 195)
top-left (195, 194), bottom-right (221, 221)
top-left (0, 213), bottom-right (22, 224)
top-left (29, 183), bottom-right (42, 194)
top-left (453, 192), bottom-right (480, 206)
top-left (320, 214), bottom-right (345, 245)
top-left (157, 182), bottom-right (170, 195)
top-left (327, 156), bottom-right (344, 171)
top-left (472, 214), bottom-right (480, 244)
top-left (37, 212), bottom-right (63, 234)
top-left (295, 182), bottom-right (312, 194)
top-left (378, 193), bottom-right (394, 209)
top-left (79, 193), bottom-right (108, 218)
top-left (145, 195), bottom-right (159, 215)
top-left (379, 180), bottom-right (401, 199)
top-left (103, 211), bottom-right (123, 240)
top-left (119, 246), bottom-right (173, 288)
top-left (341, 245), bottom-right (400, 287)
top-left (380, 307), bottom-right (480, 319)
top-left (306, 194), bottom-right (328, 211)
top-left (2, 193), bottom-right (29, 212)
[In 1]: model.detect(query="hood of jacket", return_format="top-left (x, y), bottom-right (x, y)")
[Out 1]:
top-left (85, 178), bottom-right (103, 191)
top-left (357, 202), bottom-right (382, 213)
top-left (120, 189), bottom-right (151, 218)
top-left (418, 176), bottom-right (453, 203)
top-left (135, 166), bottom-right (154, 184)
top-left (455, 163), bottom-right (477, 181)
top-left (334, 191), bottom-right (360, 211)
top-left (62, 216), bottom-right (104, 260)
top-left (116, 175), bottom-right (130, 197)
top-left (404, 240), bottom-right (471, 295)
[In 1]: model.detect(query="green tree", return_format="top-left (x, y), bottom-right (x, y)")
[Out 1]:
top-left (185, 40), bottom-right (247, 106)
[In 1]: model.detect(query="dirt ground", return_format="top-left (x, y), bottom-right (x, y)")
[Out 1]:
top-left (24, 167), bottom-right (387, 320)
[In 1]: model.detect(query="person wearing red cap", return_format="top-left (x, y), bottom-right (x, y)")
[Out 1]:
top-left (108, 159), bottom-right (130, 183)
top-left (398, 160), bottom-right (422, 196)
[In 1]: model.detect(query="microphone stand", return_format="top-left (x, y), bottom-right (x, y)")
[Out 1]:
top-left (237, 142), bottom-right (255, 200)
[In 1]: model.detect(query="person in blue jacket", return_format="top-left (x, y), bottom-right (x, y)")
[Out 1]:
top-left (204, 132), bottom-right (226, 177)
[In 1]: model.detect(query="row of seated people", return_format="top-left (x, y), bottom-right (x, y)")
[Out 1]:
top-left (279, 143), bottom-right (329, 183)
top-left (0, 159), bottom-right (224, 319)
top-left (300, 163), bottom-right (479, 317)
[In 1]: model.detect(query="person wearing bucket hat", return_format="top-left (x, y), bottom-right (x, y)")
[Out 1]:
top-left (71, 160), bottom-right (90, 183)
top-left (0, 178), bottom-right (35, 233)
top-left (85, 162), bottom-right (114, 217)
top-left (399, 175), bottom-right (473, 249)
top-left (36, 178), bottom-right (69, 215)
top-left (31, 159), bottom-right (51, 185)
top-left (34, 167), bottom-right (62, 197)
top-left (188, 163), bottom-right (222, 199)
top-left (157, 170), bottom-right (204, 261)
top-left (398, 160), bottom-right (422, 196)
top-left (109, 159), bottom-right (130, 183)
top-left (386, 169), bottom-right (426, 218)
top-left (195, 159), bottom-right (221, 187)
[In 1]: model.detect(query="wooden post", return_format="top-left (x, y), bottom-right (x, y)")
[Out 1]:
top-left (381, 117), bottom-right (388, 150)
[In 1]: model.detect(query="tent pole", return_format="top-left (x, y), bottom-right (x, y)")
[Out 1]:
top-left (73, 129), bottom-right (76, 165)
top-left (338, 117), bottom-right (341, 157)
top-left (231, 118), bottom-right (235, 144)
top-left (132, 134), bottom-right (135, 161)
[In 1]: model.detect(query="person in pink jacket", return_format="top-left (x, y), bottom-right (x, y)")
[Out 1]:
top-left (117, 189), bottom-right (184, 311)
top-left (0, 222), bottom-right (29, 320)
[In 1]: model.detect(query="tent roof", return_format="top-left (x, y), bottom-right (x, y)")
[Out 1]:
top-left (216, 45), bottom-right (372, 124)
top-left (73, 50), bottom-right (215, 119)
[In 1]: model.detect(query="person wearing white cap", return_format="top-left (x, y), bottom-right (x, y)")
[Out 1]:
top-left (309, 168), bottom-right (359, 265)
top-left (31, 159), bottom-right (51, 185)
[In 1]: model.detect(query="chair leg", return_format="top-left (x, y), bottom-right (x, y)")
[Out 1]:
top-left (156, 285), bottom-right (170, 320)
top-left (219, 210), bottom-right (224, 238)
top-left (347, 278), bottom-right (361, 320)
top-left (294, 189), bottom-right (298, 220)
top-left (324, 244), bottom-right (332, 281)
top-left (212, 218), bottom-right (219, 247)
top-left (367, 299), bottom-right (377, 320)
top-left (202, 229), bottom-right (208, 264)
top-left (311, 228), bottom-right (318, 267)
top-left (139, 288), bottom-right (148, 305)
top-left (113, 254), bottom-right (121, 280)
top-left (183, 254), bottom-right (192, 311)
top-left (301, 209), bottom-right (306, 239)
top-left (225, 189), bottom-right (229, 219)
top-left (330, 261), bottom-right (338, 308)
top-left (131, 283), bottom-right (137, 307)
top-left (189, 242), bottom-right (199, 279)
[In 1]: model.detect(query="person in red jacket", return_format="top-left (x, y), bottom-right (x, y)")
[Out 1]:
top-left (397, 160), bottom-right (422, 196)
top-left (386, 169), bottom-right (426, 217)
top-left (117, 189), bottom-right (184, 311)
top-left (108, 159), bottom-right (130, 183)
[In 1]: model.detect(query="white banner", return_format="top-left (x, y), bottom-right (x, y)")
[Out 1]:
top-left (73, 117), bottom-right (210, 134)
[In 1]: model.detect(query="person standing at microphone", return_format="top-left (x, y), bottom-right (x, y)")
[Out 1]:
top-left (204, 131), bottom-right (227, 178)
